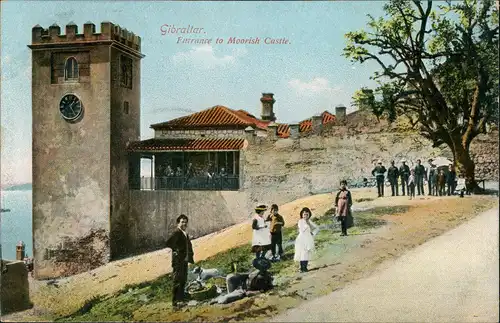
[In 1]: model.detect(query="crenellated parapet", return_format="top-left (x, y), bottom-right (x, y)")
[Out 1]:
top-left (31, 21), bottom-right (141, 52)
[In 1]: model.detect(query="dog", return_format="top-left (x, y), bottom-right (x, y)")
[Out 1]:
top-left (192, 266), bottom-right (224, 282)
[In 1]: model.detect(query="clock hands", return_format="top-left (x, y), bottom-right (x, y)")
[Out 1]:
top-left (68, 101), bottom-right (76, 115)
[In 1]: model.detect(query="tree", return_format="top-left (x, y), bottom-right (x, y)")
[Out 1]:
top-left (344, 0), bottom-right (498, 192)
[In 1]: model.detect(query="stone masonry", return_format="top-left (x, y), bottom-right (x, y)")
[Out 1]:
top-left (240, 112), bottom-right (498, 210)
top-left (29, 21), bottom-right (144, 279)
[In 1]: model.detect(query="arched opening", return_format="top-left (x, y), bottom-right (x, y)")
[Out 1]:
top-left (64, 57), bottom-right (79, 81)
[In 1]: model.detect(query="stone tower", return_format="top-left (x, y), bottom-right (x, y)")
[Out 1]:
top-left (260, 93), bottom-right (276, 122)
top-left (28, 21), bottom-right (144, 279)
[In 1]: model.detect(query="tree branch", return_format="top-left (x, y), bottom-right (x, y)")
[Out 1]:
top-left (397, 5), bottom-right (417, 52)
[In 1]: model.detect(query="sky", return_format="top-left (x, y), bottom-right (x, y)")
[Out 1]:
top-left (1, 1), bottom-right (385, 185)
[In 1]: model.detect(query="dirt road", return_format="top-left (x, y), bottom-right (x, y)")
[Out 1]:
top-left (272, 207), bottom-right (499, 322)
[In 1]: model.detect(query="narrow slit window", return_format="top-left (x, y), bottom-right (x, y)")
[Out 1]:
top-left (120, 55), bottom-right (133, 89)
top-left (124, 101), bottom-right (130, 114)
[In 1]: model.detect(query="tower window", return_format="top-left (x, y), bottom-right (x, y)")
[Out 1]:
top-left (64, 57), bottom-right (79, 81)
top-left (120, 55), bottom-right (133, 89)
top-left (124, 101), bottom-right (130, 114)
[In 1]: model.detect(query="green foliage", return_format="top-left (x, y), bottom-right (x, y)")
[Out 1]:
top-left (344, 0), bottom-right (499, 153)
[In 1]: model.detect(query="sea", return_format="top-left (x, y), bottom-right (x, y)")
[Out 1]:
top-left (0, 190), bottom-right (32, 260)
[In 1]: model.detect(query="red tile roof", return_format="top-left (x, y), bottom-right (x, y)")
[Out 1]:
top-left (233, 109), bottom-right (271, 129)
top-left (127, 138), bottom-right (245, 152)
top-left (276, 111), bottom-right (336, 138)
top-left (276, 123), bottom-right (291, 138)
top-left (150, 105), bottom-right (270, 130)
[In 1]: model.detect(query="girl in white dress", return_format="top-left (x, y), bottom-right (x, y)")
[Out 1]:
top-left (294, 207), bottom-right (318, 272)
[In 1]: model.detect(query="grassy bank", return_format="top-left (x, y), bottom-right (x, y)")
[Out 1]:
top-left (58, 205), bottom-right (409, 322)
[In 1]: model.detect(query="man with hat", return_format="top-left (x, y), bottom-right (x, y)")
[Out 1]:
top-left (371, 160), bottom-right (387, 197)
top-left (399, 159), bottom-right (410, 196)
top-left (387, 160), bottom-right (400, 196)
top-left (427, 159), bottom-right (437, 196)
top-left (251, 204), bottom-right (272, 259)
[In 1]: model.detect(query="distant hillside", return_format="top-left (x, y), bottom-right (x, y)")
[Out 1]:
top-left (3, 183), bottom-right (32, 191)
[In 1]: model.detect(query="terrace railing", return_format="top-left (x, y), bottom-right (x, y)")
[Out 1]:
top-left (135, 175), bottom-right (240, 191)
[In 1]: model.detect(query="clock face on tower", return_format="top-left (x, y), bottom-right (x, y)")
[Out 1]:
top-left (59, 94), bottom-right (83, 121)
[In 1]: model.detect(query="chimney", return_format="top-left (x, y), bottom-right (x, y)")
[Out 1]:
top-left (289, 123), bottom-right (300, 139)
top-left (311, 115), bottom-right (323, 134)
top-left (335, 104), bottom-right (347, 123)
top-left (267, 124), bottom-right (278, 140)
top-left (244, 126), bottom-right (255, 144)
top-left (260, 93), bottom-right (276, 122)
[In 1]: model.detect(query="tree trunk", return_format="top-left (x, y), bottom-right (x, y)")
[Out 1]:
top-left (453, 142), bottom-right (482, 193)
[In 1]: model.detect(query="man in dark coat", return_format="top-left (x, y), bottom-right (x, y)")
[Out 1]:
top-left (371, 160), bottom-right (387, 197)
top-left (414, 159), bottom-right (426, 196)
top-left (427, 160), bottom-right (438, 196)
top-left (399, 159), bottom-right (410, 196)
top-left (165, 214), bottom-right (194, 308)
top-left (437, 169), bottom-right (446, 196)
top-left (184, 162), bottom-right (194, 187)
top-left (447, 164), bottom-right (457, 196)
top-left (387, 161), bottom-right (400, 196)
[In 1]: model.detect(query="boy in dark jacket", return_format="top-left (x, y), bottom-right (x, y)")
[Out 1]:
top-left (266, 204), bottom-right (285, 261)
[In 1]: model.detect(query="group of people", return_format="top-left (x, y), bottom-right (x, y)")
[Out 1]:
top-left (158, 162), bottom-right (231, 188)
top-left (163, 157), bottom-right (463, 310)
top-left (251, 180), bottom-right (353, 273)
top-left (164, 179), bottom-right (356, 308)
top-left (371, 158), bottom-right (458, 199)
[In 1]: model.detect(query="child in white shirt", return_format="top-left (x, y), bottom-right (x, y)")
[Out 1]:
top-left (408, 169), bottom-right (416, 199)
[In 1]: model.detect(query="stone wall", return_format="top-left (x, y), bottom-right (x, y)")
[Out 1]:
top-left (109, 45), bottom-right (142, 259)
top-left (30, 24), bottom-right (144, 279)
top-left (124, 190), bottom-right (249, 256)
top-left (155, 129), bottom-right (246, 139)
top-left (125, 116), bottom-right (497, 258)
top-left (241, 125), bottom-right (498, 208)
top-left (31, 45), bottom-right (112, 279)
top-left (470, 132), bottom-right (499, 181)
top-left (0, 260), bottom-right (31, 315)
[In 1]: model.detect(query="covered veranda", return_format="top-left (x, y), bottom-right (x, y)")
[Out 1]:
top-left (127, 138), bottom-right (245, 191)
